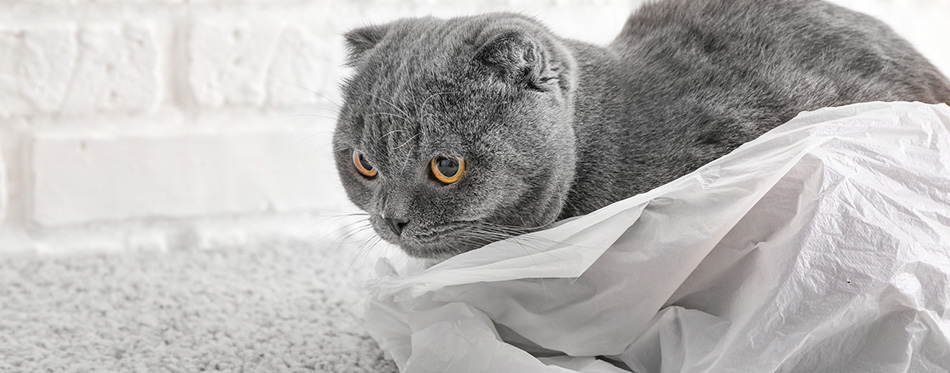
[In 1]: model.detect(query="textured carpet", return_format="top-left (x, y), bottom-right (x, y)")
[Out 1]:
top-left (0, 244), bottom-right (398, 372)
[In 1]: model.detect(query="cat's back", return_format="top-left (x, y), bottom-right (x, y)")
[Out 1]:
top-left (609, 0), bottom-right (950, 112)
top-left (561, 0), bottom-right (950, 213)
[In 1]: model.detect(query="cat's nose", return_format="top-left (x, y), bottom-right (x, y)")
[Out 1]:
top-left (384, 217), bottom-right (408, 236)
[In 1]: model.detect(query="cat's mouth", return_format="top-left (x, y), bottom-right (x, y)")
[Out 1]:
top-left (381, 222), bottom-right (509, 259)
top-left (401, 232), bottom-right (492, 259)
top-left (371, 214), bottom-right (543, 259)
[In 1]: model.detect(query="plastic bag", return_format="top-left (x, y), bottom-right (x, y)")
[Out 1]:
top-left (364, 102), bottom-right (950, 373)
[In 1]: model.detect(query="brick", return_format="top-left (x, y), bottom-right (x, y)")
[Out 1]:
top-left (0, 23), bottom-right (159, 117)
top-left (188, 19), bottom-right (283, 107)
top-left (266, 26), bottom-right (340, 108)
top-left (31, 127), bottom-right (341, 226)
top-left (60, 23), bottom-right (160, 114)
top-left (0, 25), bottom-right (78, 117)
top-left (0, 141), bottom-right (6, 223)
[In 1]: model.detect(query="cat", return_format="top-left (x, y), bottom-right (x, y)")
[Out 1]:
top-left (332, 0), bottom-right (950, 260)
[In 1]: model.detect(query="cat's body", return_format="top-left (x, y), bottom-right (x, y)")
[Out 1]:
top-left (560, 0), bottom-right (950, 216)
top-left (334, 0), bottom-right (950, 259)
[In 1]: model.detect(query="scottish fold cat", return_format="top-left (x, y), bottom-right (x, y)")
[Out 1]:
top-left (333, 0), bottom-right (950, 259)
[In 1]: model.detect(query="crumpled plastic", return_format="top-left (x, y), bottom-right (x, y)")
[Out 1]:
top-left (363, 102), bottom-right (950, 373)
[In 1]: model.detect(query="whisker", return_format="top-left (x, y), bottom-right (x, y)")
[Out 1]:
top-left (394, 133), bottom-right (419, 152)
top-left (419, 91), bottom-right (452, 110)
top-left (276, 113), bottom-right (340, 121)
top-left (368, 93), bottom-right (412, 122)
top-left (298, 212), bottom-right (368, 243)
top-left (265, 78), bottom-right (342, 109)
top-left (324, 219), bottom-right (374, 255)
top-left (350, 234), bottom-right (384, 269)
top-left (365, 111), bottom-right (413, 122)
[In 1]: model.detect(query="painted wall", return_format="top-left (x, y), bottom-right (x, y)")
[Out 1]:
top-left (1, 0), bottom-right (947, 254)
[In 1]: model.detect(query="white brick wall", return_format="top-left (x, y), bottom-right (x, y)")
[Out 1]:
top-left (1, 25), bottom-right (77, 117)
top-left (0, 0), bottom-right (948, 254)
top-left (30, 127), bottom-right (334, 226)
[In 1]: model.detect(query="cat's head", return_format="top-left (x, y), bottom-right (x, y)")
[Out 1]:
top-left (333, 13), bottom-right (578, 259)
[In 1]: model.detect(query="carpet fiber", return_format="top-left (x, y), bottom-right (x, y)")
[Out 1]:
top-left (0, 244), bottom-right (398, 372)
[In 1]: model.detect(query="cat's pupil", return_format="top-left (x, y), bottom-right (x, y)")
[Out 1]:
top-left (359, 154), bottom-right (374, 170)
top-left (436, 158), bottom-right (458, 176)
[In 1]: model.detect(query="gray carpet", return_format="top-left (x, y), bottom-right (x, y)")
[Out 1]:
top-left (0, 244), bottom-right (398, 372)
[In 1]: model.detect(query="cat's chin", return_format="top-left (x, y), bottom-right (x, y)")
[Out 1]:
top-left (398, 243), bottom-right (463, 261)
top-left (396, 239), bottom-right (481, 261)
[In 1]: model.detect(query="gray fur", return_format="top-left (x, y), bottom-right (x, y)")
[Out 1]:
top-left (333, 0), bottom-right (950, 259)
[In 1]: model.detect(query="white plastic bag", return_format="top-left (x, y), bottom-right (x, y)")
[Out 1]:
top-left (364, 102), bottom-right (950, 373)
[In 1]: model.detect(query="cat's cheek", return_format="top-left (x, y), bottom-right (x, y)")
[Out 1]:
top-left (338, 171), bottom-right (376, 213)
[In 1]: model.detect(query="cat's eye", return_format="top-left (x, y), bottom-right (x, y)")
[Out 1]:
top-left (352, 149), bottom-right (377, 178)
top-left (430, 155), bottom-right (465, 184)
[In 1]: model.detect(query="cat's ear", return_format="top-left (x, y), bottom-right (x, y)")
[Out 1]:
top-left (475, 30), bottom-right (562, 91)
top-left (343, 24), bottom-right (390, 66)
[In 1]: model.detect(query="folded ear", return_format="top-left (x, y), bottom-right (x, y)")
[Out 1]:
top-left (475, 29), bottom-right (565, 92)
top-left (343, 24), bottom-right (390, 66)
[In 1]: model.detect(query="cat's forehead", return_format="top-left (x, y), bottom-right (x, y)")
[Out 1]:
top-left (337, 16), bottom-right (532, 165)
top-left (345, 19), bottom-right (486, 94)
top-left (339, 79), bottom-right (514, 168)
top-left (376, 17), bottom-right (480, 67)
top-left (355, 105), bottom-right (466, 161)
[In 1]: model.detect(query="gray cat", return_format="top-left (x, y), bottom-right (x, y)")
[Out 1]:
top-left (333, 0), bottom-right (950, 260)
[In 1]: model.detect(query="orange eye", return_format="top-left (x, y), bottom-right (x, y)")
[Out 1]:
top-left (430, 156), bottom-right (465, 184)
top-left (352, 149), bottom-right (377, 178)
